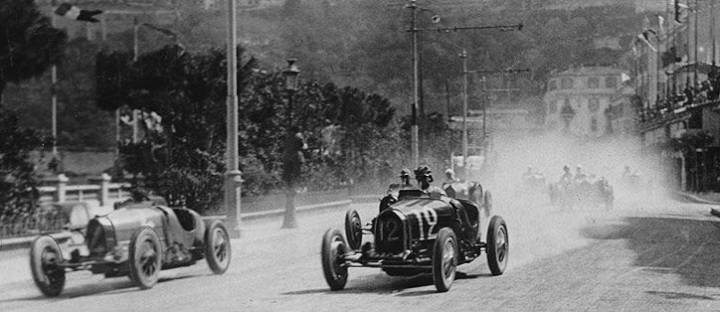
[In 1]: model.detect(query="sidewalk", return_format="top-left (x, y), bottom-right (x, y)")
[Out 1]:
top-left (671, 190), bottom-right (720, 217)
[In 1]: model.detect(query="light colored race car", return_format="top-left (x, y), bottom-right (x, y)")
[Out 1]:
top-left (29, 198), bottom-right (231, 297)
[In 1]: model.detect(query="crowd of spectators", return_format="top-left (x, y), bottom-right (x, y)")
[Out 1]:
top-left (640, 69), bottom-right (720, 122)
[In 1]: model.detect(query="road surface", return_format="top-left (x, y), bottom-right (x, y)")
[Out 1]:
top-left (2, 194), bottom-right (720, 311)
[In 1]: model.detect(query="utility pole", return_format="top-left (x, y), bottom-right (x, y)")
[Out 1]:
top-left (132, 17), bottom-right (140, 144)
top-left (445, 80), bottom-right (451, 123)
top-left (405, 0), bottom-right (522, 168)
top-left (408, 0), bottom-right (420, 168)
top-left (467, 68), bottom-right (530, 143)
top-left (50, 13), bottom-right (58, 156)
top-left (460, 48), bottom-right (469, 179)
top-left (51, 65), bottom-right (58, 155)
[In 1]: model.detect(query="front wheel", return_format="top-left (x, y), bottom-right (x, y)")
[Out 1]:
top-left (321, 228), bottom-right (348, 290)
top-left (30, 236), bottom-right (66, 297)
top-left (344, 209), bottom-right (362, 250)
top-left (205, 220), bottom-right (231, 274)
top-left (486, 216), bottom-right (509, 275)
top-left (128, 226), bottom-right (162, 289)
top-left (432, 227), bottom-right (458, 292)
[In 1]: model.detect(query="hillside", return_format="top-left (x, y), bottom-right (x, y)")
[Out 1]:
top-left (3, 0), bottom-right (653, 148)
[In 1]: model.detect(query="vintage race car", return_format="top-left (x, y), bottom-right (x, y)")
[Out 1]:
top-left (321, 185), bottom-right (507, 292)
top-left (29, 199), bottom-right (231, 297)
top-left (548, 178), bottom-right (614, 210)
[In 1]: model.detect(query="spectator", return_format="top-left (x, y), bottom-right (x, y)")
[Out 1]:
top-left (684, 86), bottom-right (694, 106)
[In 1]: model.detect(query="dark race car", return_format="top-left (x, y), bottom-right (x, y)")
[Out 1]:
top-left (548, 177), bottom-right (614, 210)
top-left (29, 198), bottom-right (231, 297)
top-left (320, 184), bottom-right (507, 292)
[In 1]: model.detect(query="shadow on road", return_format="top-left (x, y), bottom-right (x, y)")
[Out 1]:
top-left (0, 273), bottom-right (201, 303)
top-left (581, 215), bottom-right (720, 288)
top-left (645, 290), bottom-right (716, 301)
top-left (282, 270), bottom-right (492, 297)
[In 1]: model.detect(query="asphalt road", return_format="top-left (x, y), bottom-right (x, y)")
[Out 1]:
top-left (2, 193), bottom-right (720, 311)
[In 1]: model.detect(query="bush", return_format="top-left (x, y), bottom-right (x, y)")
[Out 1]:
top-left (0, 108), bottom-right (48, 219)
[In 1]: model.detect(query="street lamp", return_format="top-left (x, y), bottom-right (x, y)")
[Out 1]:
top-left (560, 103), bottom-right (576, 133)
top-left (224, 0), bottom-right (242, 238)
top-left (282, 59), bottom-right (301, 229)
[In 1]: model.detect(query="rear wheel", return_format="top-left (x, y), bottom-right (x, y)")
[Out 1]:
top-left (486, 216), bottom-right (509, 275)
top-left (321, 228), bottom-right (348, 290)
top-left (30, 236), bottom-right (66, 297)
top-left (432, 228), bottom-right (458, 292)
top-left (205, 220), bottom-right (231, 274)
top-left (128, 226), bottom-right (162, 289)
top-left (344, 209), bottom-right (362, 250)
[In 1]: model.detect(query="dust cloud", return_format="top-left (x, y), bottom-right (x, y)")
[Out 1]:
top-left (462, 133), bottom-right (674, 270)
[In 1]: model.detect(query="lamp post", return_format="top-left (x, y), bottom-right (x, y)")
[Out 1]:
top-left (460, 49), bottom-right (469, 180)
top-left (560, 103), bottom-right (576, 133)
top-left (282, 59), bottom-right (301, 229)
top-left (224, 0), bottom-right (242, 238)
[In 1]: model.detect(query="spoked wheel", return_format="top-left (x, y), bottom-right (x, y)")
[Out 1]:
top-left (432, 228), bottom-right (458, 292)
top-left (344, 209), bottom-right (363, 250)
top-left (486, 216), bottom-right (508, 275)
top-left (321, 228), bottom-right (348, 290)
top-left (205, 220), bottom-right (231, 274)
top-left (30, 236), bottom-right (66, 297)
top-left (129, 226), bottom-right (162, 289)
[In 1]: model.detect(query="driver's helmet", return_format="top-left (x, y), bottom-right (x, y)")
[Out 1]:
top-left (130, 187), bottom-right (150, 202)
top-left (400, 168), bottom-right (411, 178)
top-left (563, 165), bottom-right (570, 171)
top-left (444, 168), bottom-right (455, 179)
top-left (414, 166), bottom-right (434, 184)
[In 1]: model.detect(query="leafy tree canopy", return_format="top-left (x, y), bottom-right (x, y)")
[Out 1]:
top-left (0, 0), bottom-right (66, 103)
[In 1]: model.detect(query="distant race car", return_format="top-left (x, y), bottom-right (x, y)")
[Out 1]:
top-left (320, 183), bottom-right (507, 292)
top-left (29, 198), bottom-right (231, 297)
top-left (548, 177), bottom-right (614, 210)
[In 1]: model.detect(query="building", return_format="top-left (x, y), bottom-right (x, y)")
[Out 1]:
top-left (635, 2), bottom-right (720, 192)
top-left (606, 85), bottom-right (639, 137)
top-left (543, 66), bottom-right (629, 138)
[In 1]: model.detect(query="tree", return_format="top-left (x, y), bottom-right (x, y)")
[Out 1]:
top-left (0, 0), bottom-right (67, 104)
top-left (0, 108), bottom-right (48, 220)
top-left (97, 45), bottom-right (258, 213)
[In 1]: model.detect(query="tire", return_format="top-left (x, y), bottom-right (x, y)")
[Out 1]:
top-left (486, 216), bottom-right (508, 275)
top-left (432, 227), bottom-right (458, 292)
top-left (205, 220), bottom-right (231, 274)
top-left (321, 228), bottom-right (348, 291)
top-left (128, 226), bottom-right (162, 289)
top-left (344, 209), bottom-right (363, 250)
top-left (30, 236), bottom-right (66, 297)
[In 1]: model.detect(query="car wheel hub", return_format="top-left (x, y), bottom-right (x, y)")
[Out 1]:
top-left (442, 238), bottom-right (456, 280)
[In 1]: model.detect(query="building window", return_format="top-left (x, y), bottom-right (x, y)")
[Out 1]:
top-left (561, 78), bottom-right (574, 89)
top-left (605, 76), bottom-right (617, 88)
top-left (548, 100), bottom-right (557, 113)
top-left (588, 98), bottom-right (600, 112)
top-left (548, 80), bottom-right (557, 91)
top-left (590, 117), bottom-right (598, 132)
top-left (587, 77), bottom-right (600, 89)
